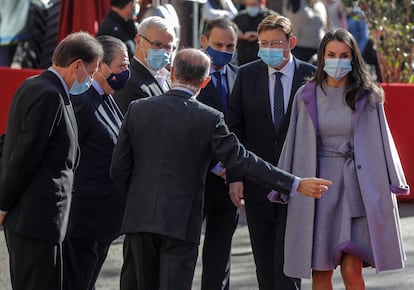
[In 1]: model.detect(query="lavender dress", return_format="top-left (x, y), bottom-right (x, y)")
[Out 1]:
top-left (313, 84), bottom-right (374, 270)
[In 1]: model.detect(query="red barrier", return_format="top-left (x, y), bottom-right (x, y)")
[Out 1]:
top-left (382, 83), bottom-right (414, 200)
top-left (0, 67), bottom-right (42, 134)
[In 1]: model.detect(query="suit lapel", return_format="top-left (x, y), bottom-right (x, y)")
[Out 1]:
top-left (255, 63), bottom-right (275, 131)
top-left (226, 65), bottom-right (237, 93)
top-left (42, 71), bottom-right (79, 141)
top-left (133, 59), bottom-right (168, 94)
top-left (91, 90), bottom-right (122, 137)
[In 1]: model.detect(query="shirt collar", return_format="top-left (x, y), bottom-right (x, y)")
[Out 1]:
top-left (135, 56), bottom-right (169, 77)
top-left (48, 67), bottom-right (69, 96)
top-left (267, 54), bottom-right (295, 79)
top-left (92, 80), bottom-right (104, 96)
top-left (210, 65), bottom-right (227, 75)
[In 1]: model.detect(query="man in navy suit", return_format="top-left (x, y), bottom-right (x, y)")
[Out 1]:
top-left (111, 48), bottom-right (331, 290)
top-left (0, 32), bottom-right (103, 290)
top-left (63, 35), bottom-right (130, 290)
top-left (197, 17), bottom-right (239, 290)
top-left (113, 16), bottom-right (176, 114)
top-left (227, 14), bottom-right (316, 290)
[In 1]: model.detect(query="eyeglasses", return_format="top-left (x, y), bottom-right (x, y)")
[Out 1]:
top-left (257, 39), bottom-right (290, 48)
top-left (140, 34), bottom-right (176, 52)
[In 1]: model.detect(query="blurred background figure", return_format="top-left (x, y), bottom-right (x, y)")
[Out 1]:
top-left (0, 0), bottom-right (31, 66)
top-left (233, 0), bottom-right (278, 65)
top-left (200, 0), bottom-right (239, 36)
top-left (346, 1), bottom-right (381, 82)
top-left (97, 0), bottom-right (140, 60)
top-left (322, 0), bottom-right (348, 29)
top-left (283, 0), bottom-right (328, 63)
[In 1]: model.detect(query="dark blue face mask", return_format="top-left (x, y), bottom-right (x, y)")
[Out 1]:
top-left (106, 69), bottom-right (131, 91)
top-left (206, 46), bottom-right (234, 67)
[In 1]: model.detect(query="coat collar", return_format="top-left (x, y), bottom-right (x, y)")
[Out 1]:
top-left (300, 82), bottom-right (368, 132)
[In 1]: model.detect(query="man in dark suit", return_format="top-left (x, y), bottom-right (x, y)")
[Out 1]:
top-left (113, 15), bottom-right (176, 114)
top-left (0, 32), bottom-right (103, 290)
top-left (97, 0), bottom-right (139, 60)
top-left (111, 48), bottom-right (330, 290)
top-left (227, 14), bottom-right (316, 290)
top-left (63, 35), bottom-right (129, 290)
top-left (197, 17), bottom-right (239, 290)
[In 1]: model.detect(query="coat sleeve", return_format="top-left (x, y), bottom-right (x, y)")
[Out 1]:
top-left (111, 108), bottom-right (134, 210)
top-left (212, 113), bottom-right (296, 194)
top-left (378, 103), bottom-right (410, 194)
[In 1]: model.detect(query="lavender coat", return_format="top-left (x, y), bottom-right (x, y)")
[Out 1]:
top-left (273, 82), bottom-right (409, 278)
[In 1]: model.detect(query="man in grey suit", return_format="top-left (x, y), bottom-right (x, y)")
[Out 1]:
top-left (111, 48), bottom-right (331, 290)
top-left (0, 32), bottom-right (103, 290)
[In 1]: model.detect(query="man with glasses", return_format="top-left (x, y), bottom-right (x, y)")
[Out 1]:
top-left (227, 14), bottom-right (316, 290)
top-left (113, 16), bottom-right (176, 114)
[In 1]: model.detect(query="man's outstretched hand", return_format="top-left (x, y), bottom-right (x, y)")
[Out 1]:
top-left (297, 177), bottom-right (332, 199)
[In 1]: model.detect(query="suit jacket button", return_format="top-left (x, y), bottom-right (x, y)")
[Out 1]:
top-left (357, 165), bottom-right (362, 169)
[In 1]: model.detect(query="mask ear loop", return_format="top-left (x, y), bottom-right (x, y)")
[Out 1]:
top-left (80, 62), bottom-right (94, 87)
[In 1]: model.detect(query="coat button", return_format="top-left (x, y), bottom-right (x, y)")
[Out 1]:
top-left (357, 165), bottom-right (362, 169)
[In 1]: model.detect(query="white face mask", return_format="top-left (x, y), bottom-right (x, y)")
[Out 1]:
top-left (246, 6), bottom-right (260, 17)
top-left (323, 58), bottom-right (352, 81)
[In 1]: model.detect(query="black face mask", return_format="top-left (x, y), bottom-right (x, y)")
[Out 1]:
top-left (106, 69), bottom-right (131, 91)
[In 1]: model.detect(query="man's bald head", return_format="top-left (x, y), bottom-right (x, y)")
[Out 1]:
top-left (172, 49), bottom-right (211, 87)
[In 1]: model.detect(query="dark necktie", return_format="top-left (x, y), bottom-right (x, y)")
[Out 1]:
top-left (273, 72), bottom-right (284, 131)
top-left (213, 71), bottom-right (228, 113)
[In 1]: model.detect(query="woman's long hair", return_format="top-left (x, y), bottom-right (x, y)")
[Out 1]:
top-left (312, 28), bottom-right (384, 109)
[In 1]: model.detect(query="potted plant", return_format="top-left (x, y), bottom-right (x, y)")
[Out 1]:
top-left (344, 0), bottom-right (414, 83)
top-left (344, 0), bottom-right (414, 200)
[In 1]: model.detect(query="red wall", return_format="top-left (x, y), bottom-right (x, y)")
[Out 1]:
top-left (0, 67), bottom-right (41, 134)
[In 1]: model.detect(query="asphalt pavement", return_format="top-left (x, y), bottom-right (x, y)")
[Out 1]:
top-left (1, 201), bottom-right (414, 289)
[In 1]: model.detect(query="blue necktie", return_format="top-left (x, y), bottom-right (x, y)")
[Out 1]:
top-left (273, 72), bottom-right (284, 131)
top-left (213, 71), bottom-right (228, 113)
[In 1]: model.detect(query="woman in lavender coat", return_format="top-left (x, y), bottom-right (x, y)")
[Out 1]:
top-left (269, 28), bottom-right (409, 289)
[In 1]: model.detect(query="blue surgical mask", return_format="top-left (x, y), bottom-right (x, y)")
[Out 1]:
top-left (133, 3), bottom-right (140, 16)
top-left (70, 63), bottom-right (93, 95)
top-left (107, 69), bottom-right (131, 91)
top-left (323, 58), bottom-right (352, 81)
top-left (145, 48), bottom-right (171, 71)
top-left (257, 48), bottom-right (285, 68)
top-left (246, 6), bottom-right (260, 17)
top-left (206, 46), bottom-right (234, 67)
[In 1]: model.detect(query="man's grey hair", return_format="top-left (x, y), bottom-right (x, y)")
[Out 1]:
top-left (137, 16), bottom-right (175, 40)
top-left (96, 35), bottom-right (128, 65)
top-left (173, 48), bottom-right (210, 86)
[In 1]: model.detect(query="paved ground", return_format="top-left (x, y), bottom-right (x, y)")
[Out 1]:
top-left (1, 201), bottom-right (414, 289)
